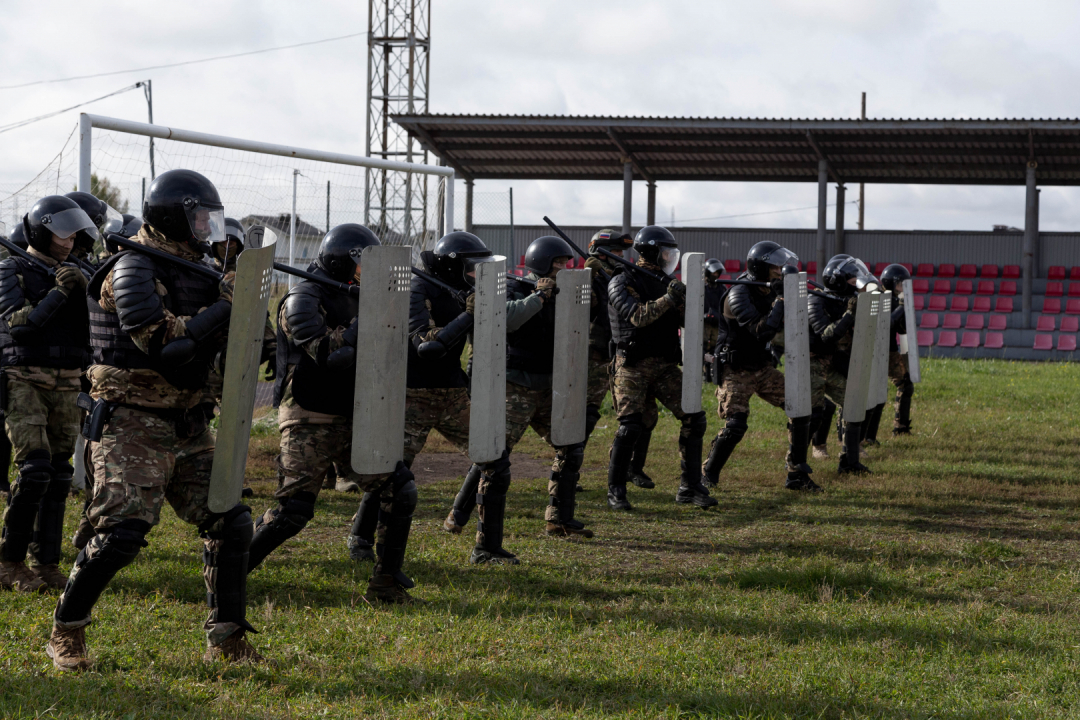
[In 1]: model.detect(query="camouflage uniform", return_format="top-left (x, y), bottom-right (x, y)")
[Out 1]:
top-left (888, 350), bottom-right (914, 432)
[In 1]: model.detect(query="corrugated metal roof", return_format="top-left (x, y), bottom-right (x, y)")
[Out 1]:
top-left (392, 114), bottom-right (1080, 186)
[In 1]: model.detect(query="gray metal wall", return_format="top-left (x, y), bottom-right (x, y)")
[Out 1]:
top-left (474, 224), bottom-right (1080, 276)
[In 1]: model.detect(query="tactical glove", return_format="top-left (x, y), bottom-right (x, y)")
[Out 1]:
top-left (55, 266), bottom-right (88, 294)
top-left (219, 271), bottom-right (236, 304)
top-left (535, 277), bottom-right (556, 299)
top-left (465, 292), bottom-right (476, 315)
top-left (769, 278), bottom-right (785, 297)
top-left (666, 279), bottom-right (686, 303)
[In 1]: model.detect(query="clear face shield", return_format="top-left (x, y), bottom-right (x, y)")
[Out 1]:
top-left (659, 245), bottom-right (681, 275)
top-left (184, 201), bottom-right (226, 244)
top-left (845, 258), bottom-right (879, 292)
top-left (461, 255), bottom-right (493, 287)
top-left (41, 207), bottom-right (102, 244)
top-left (766, 247), bottom-right (800, 275)
top-left (102, 204), bottom-right (125, 235)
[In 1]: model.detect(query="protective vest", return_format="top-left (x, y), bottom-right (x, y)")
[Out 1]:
top-left (87, 251), bottom-right (221, 390)
top-left (506, 277), bottom-right (557, 375)
top-left (406, 276), bottom-right (469, 389)
top-left (608, 268), bottom-right (682, 364)
top-left (704, 280), bottom-right (725, 322)
top-left (0, 257), bottom-right (89, 369)
top-left (584, 257), bottom-right (613, 356)
top-left (808, 292), bottom-right (853, 373)
top-left (722, 281), bottom-right (777, 371)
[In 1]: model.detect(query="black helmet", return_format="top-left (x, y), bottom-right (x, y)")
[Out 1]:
top-left (879, 263), bottom-right (911, 293)
top-left (224, 217), bottom-right (246, 251)
top-left (66, 191), bottom-right (124, 237)
top-left (705, 258), bottom-right (724, 276)
top-left (8, 222), bottom-right (28, 251)
top-left (317, 223), bottom-right (381, 282)
top-left (822, 255), bottom-right (876, 296)
top-left (212, 217), bottom-right (247, 268)
top-left (22, 195), bottom-right (100, 255)
top-left (745, 241), bottom-right (799, 282)
top-left (524, 235), bottom-right (574, 276)
top-left (119, 214), bottom-right (143, 239)
top-left (142, 169), bottom-right (225, 249)
top-left (427, 231), bottom-right (492, 289)
top-left (589, 228), bottom-right (633, 254)
top-left (633, 225), bottom-right (680, 274)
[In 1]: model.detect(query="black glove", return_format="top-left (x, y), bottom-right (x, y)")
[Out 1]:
top-left (769, 278), bottom-right (784, 296)
top-left (666, 280), bottom-right (686, 303)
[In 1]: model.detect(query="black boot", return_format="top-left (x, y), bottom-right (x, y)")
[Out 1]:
top-left (0, 451), bottom-right (53, 563)
top-left (347, 491), bottom-right (379, 562)
top-left (838, 422), bottom-right (872, 474)
top-left (894, 381), bottom-right (913, 435)
top-left (202, 505), bottom-right (256, 634)
top-left (368, 463), bottom-right (421, 603)
top-left (443, 464), bottom-right (481, 533)
top-left (54, 520), bottom-right (149, 625)
top-left (628, 428), bottom-right (655, 489)
top-left (702, 413), bottom-right (747, 488)
top-left (30, 458), bottom-right (73, 567)
top-left (471, 455), bottom-right (518, 564)
top-left (676, 412), bottom-right (718, 508)
top-left (812, 400), bottom-right (835, 453)
top-left (785, 415), bottom-right (821, 492)
top-left (246, 493), bottom-right (316, 572)
top-left (863, 403), bottom-right (885, 446)
top-left (607, 418), bottom-right (640, 511)
top-left (546, 445), bottom-right (593, 538)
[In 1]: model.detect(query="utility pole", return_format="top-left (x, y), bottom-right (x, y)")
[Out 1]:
top-left (858, 91), bottom-right (865, 230)
top-left (138, 80), bottom-right (156, 180)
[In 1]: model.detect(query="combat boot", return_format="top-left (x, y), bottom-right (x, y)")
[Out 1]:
top-left (321, 464), bottom-right (336, 490)
top-left (347, 535), bottom-right (376, 562)
top-left (838, 421), bottom-right (872, 475)
top-left (365, 573), bottom-right (422, 604)
top-left (443, 464), bottom-right (481, 533)
top-left (607, 420), bottom-right (639, 511)
top-left (472, 467), bottom-right (520, 565)
top-left (335, 476), bottom-right (360, 493)
top-left (545, 466), bottom-right (594, 539)
top-left (47, 622), bottom-right (92, 672)
top-left (32, 563), bottom-right (68, 591)
top-left (0, 560), bottom-right (46, 592)
top-left (701, 413), bottom-right (747, 488)
top-left (784, 415), bottom-right (821, 491)
top-left (370, 463), bottom-right (425, 597)
top-left (628, 428), bottom-right (655, 488)
top-left (676, 414), bottom-right (718, 508)
top-left (893, 392), bottom-right (913, 435)
top-left (204, 632), bottom-right (265, 663)
top-left (811, 444), bottom-right (830, 460)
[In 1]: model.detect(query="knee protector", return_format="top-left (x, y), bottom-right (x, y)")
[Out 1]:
top-left (559, 442), bottom-right (585, 476)
top-left (683, 411), bottom-right (708, 440)
top-left (390, 462), bottom-right (418, 515)
top-left (615, 413), bottom-right (645, 447)
top-left (55, 519), bottom-right (149, 625)
top-left (722, 412), bottom-right (748, 441)
top-left (11, 448), bottom-right (53, 504)
top-left (482, 451), bottom-right (513, 495)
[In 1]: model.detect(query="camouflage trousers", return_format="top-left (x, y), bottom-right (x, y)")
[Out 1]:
top-left (586, 348), bottom-right (611, 409)
top-left (403, 387), bottom-right (471, 467)
top-left (610, 355), bottom-right (694, 465)
top-left (810, 355), bottom-right (847, 410)
top-left (715, 364), bottom-right (785, 418)
top-left (889, 351), bottom-right (914, 430)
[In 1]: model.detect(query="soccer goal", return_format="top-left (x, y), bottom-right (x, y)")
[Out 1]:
top-left (10, 113), bottom-right (453, 283)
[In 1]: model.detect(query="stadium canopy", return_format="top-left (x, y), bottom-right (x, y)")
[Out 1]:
top-left (393, 114), bottom-right (1080, 326)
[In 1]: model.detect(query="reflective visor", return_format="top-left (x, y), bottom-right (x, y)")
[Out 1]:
top-left (187, 205), bottom-right (225, 244)
top-left (102, 204), bottom-right (125, 234)
top-left (763, 246), bottom-right (799, 270)
top-left (40, 207), bottom-right (101, 242)
top-left (660, 246), bottom-right (681, 275)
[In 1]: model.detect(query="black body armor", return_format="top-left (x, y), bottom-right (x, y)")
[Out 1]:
top-left (721, 279), bottom-right (782, 372)
top-left (607, 269), bottom-right (682, 365)
top-left (0, 257), bottom-right (89, 369)
top-left (406, 276), bottom-right (469, 389)
top-left (506, 277), bottom-right (557, 375)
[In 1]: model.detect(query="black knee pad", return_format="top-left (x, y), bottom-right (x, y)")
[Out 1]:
top-left (390, 462), bottom-right (418, 511)
top-left (20, 448), bottom-right (53, 475)
top-left (280, 492), bottom-right (317, 523)
top-left (485, 449), bottom-right (512, 476)
top-left (615, 413), bottom-right (645, 444)
top-left (222, 506), bottom-right (254, 545)
top-left (103, 518), bottom-right (152, 551)
top-left (683, 411), bottom-right (708, 439)
top-left (560, 442), bottom-right (585, 474)
top-left (723, 412), bottom-right (748, 440)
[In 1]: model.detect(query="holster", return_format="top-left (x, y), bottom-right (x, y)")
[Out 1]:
top-left (78, 393), bottom-right (116, 442)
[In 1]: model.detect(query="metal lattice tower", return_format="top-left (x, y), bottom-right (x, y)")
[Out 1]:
top-left (365, 0), bottom-right (433, 243)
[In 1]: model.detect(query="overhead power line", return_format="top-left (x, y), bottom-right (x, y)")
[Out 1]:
top-left (0, 31), bottom-right (366, 90)
top-left (672, 200), bottom-right (859, 226)
top-left (0, 83), bottom-right (142, 135)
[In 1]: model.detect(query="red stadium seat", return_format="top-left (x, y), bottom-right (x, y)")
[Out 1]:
top-left (932, 279), bottom-right (951, 294)
top-left (1047, 282), bottom-right (1064, 297)
top-left (1037, 315), bottom-right (1056, 332)
top-left (937, 331), bottom-right (957, 347)
top-left (916, 263), bottom-right (935, 277)
top-left (981, 264), bottom-right (999, 279)
top-left (927, 296), bottom-right (947, 311)
top-left (1071, 266), bottom-right (1080, 280)
top-left (1059, 335), bottom-right (1078, 352)
top-left (720, 274), bottom-right (732, 281)
top-left (939, 264), bottom-right (956, 278)
top-left (919, 313), bottom-right (939, 329)
top-left (1068, 299), bottom-right (1080, 315)
top-left (972, 296), bottom-right (992, 313)
top-left (975, 280), bottom-right (995, 295)
top-left (1003, 265), bottom-right (1021, 279)
top-left (949, 296), bottom-right (969, 312)
top-left (912, 295), bottom-right (925, 311)
top-left (917, 330), bottom-right (934, 347)
top-left (984, 332), bottom-right (1005, 349)
top-left (999, 281), bottom-right (1017, 296)
top-left (901, 263), bottom-right (914, 274)
top-left (1062, 316), bottom-right (1079, 332)
top-left (994, 297), bottom-right (1014, 313)
top-left (942, 313), bottom-right (962, 329)
top-left (965, 314), bottom-right (985, 330)
top-left (1049, 266), bottom-right (1066, 281)
top-left (1069, 283), bottom-right (1080, 298)
top-left (959, 264), bottom-right (977, 279)
top-left (1033, 334), bottom-right (1054, 351)
top-left (988, 314), bottom-right (1007, 330)
top-left (806, 261), bottom-right (817, 275)
top-left (1044, 298), bottom-right (1062, 314)
top-left (954, 280), bottom-right (973, 295)
top-left (795, 261), bottom-right (803, 271)
top-left (960, 331), bottom-right (980, 348)
top-left (519, 255), bottom-right (526, 267)
top-left (913, 279), bottom-right (930, 294)
top-left (874, 262), bottom-right (889, 276)
top-left (724, 259), bottom-right (741, 273)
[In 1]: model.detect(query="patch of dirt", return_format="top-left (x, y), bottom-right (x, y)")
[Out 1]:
top-left (409, 452), bottom-right (553, 486)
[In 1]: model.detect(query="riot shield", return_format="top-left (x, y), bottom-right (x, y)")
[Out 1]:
top-left (902, 278), bottom-right (921, 383)
top-left (783, 271), bottom-right (811, 419)
top-left (208, 226), bottom-right (278, 513)
top-left (469, 257), bottom-right (507, 463)
top-left (550, 268), bottom-right (591, 446)
top-left (842, 291), bottom-right (879, 424)
top-left (867, 290), bottom-right (892, 411)
top-left (351, 245), bottom-right (412, 474)
top-left (680, 252), bottom-right (705, 414)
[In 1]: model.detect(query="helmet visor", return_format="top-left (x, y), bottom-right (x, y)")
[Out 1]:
top-left (226, 224), bottom-right (247, 246)
top-left (102, 204), bottom-right (125, 235)
top-left (41, 207), bottom-right (101, 243)
top-left (462, 256), bottom-right (493, 287)
top-left (187, 205), bottom-right (226, 244)
top-left (660, 246), bottom-right (681, 275)
top-left (842, 258), bottom-right (878, 291)
top-left (763, 247), bottom-right (799, 272)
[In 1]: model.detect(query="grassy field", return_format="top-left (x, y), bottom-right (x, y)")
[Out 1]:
top-left (3, 358), bottom-right (1080, 718)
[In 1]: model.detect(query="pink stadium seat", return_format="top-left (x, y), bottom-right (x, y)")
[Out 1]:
top-left (1062, 316), bottom-right (1079, 332)
top-left (1037, 315), bottom-right (1056, 332)
top-left (1071, 266), bottom-right (1080, 280)
top-left (942, 313), bottom-right (962, 329)
top-left (981, 264), bottom-right (999, 278)
top-left (937, 331), bottom-right (957, 347)
top-left (1047, 282), bottom-right (1064, 297)
top-left (1033, 334), bottom-right (1054, 351)
top-left (806, 261), bottom-right (817, 275)
top-left (984, 332), bottom-right (1005, 349)
top-left (954, 280), bottom-right (973, 295)
top-left (874, 262), bottom-right (889, 276)
top-left (932, 279), bottom-right (951, 294)
top-left (912, 295), bottom-right (925, 311)
top-left (1067, 299), bottom-right (1080, 315)
top-left (917, 330), bottom-right (934, 347)
top-left (988, 314), bottom-right (1007, 330)
top-left (959, 264), bottom-right (977, 279)
top-left (1059, 335), bottom-right (1078, 352)
top-left (927, 296), bottom-right (947, 311)
top-left (724, 259), bottom-right (741, 273)
top-left (949, 296), bottom-right (969, 312)
top-left (939, 264), bottom-right (956, 278)
top-left (519, 255), bottom-right (526, 267)
top-left (916, 263), bottom-right (935, 277)
top-left (972, 296), bottom-right (992, 313)
top-left (999, 281), bottom-right (1017, 296)
top-left (919, 313), bottom-right (939, 329)
top-left (901, 263), bottom-right (913, 274)
top-left (994, 297), bottom-right (1014, 313)
top-left (913, 279), bottom-right (930, 294)
top-left (1003, 265), bottom-right (1021, 279)
top-left (965, 314), bottom-right (985, 330)
top-left (1049, 266), bottom-right (1066, 281)
top-left (1043, 298), bottom-right (1062, 314)
top-left (1069, 283), bottom-right (1080, 298)
top-left (975, 280), bottom-right (995, 296)
top-left (960, 331), bottom-right (981, 348)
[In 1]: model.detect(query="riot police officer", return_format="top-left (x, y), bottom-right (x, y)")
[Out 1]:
top-left (878, 263), bottom-right (915, 436)
top-left (65, 191), bottom-right (124, 264)
top-left (606, 226), bottom-right (717, 511)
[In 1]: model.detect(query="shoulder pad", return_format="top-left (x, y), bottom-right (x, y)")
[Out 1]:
top-left (283, 286), bottom-right (326, 345)
top-left (506, 277), bottom-right (533, 300)
top-left (112, 252), bottom-right (165, 331)
top-left (727, 284), bottom-right (761, 327)
top-left (0, 259), bottom-right (25, 315)
top-left (807, 293), bottom-right (837, 336)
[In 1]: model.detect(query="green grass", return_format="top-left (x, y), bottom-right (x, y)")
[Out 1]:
top-left (4, 358), bottom-right (1080, 718)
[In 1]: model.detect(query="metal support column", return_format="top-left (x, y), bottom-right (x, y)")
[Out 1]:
top-left (835, 184), bottom-right (846, 256)
top-left (465, 178), bottom-right (474, 233)
top-left (816, 160), bottom-right (828, 277)
top-left (622, 161), bottom-right (633, 236)
top-left (1022, 162), bottom-right (1038, 328)
top-left (647, 181), bottom-right (656, 226)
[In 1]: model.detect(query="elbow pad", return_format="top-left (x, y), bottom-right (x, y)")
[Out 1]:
top-left (416, 311), bottom-right (473, 360)
top-left (763, 297), bottom-right (784, 331)
top-left (159, 299), bottom-right (232, 366)
top-left (14, 288), bottom-right (69, 336)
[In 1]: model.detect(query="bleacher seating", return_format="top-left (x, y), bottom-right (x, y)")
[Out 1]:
top-left (1062, 316), bottom-right (1079, 332)
top-left (913, 279), bottom-right (930, 294)
top-left (988, 314), bottom-right (1007, 330)
top-left (959, 264), bottom-right (977, 278)
top-left (912, 295), bottom-right (925, 310)
top-left (994, 297), bottom-right (1014, 313)
top-left (1068, 299), bottom-right (1080, 315)
top-left (724, 259), bottom-right (740, 273)
top-left (1069, 283), bottom-right (1080, 297)
top-left (961, 331), bottom-right (980, 348)
top-left (1059, 335), bottom-right (1077, 352)
top-left (927, 296), bottom-right (947, 311)
top-left (939, 264), bottom-right (956, 278)
top-left (1071, 267), bottom-right (1080, 280)
top-left (965, 314), bottom-right (984, 330)
top-left (942, 313), bottom-right (961, 329)
top-left (1047, 282), bottom-right (1064, 297)
top-left (1044, 298), bottom-right (1062, 314)
top-left (999, 281), bottom-right (1017, 296)
top-left (900, 263), bottom-right (913, 273)
top-left (920, 313), bottom-right (939, 329)
top-left (985, 332), bottom-right (1005, 349)
top-left (806, 261), bottom-right (817, 275)
top-left (982, 264), bottom-right (999, 278)
top-left (932, 279), bottom-right (951, 294)
top-left (916, 263), bottom-right (935, 277)
top-left (1003, 265), bottom-right (1020, 279)
top-left (949, 296), bottom-right (968, 312)
top-left (976, 281), bottom-right (995, 295)
top-left (973, 297), bottom-right (992, 313)
top-left (1034, 334), bottom-right (1054, 351)
top-left (1049, 266), bottom-right (1066, 281)
top-left (873, 262), bottom-right (889, 276)
top-left (955, 280), bottom-right (973, 295)
top-left (1037, 315), bottom-right (1056, 332)
top-left (937, 331), bottom-right (958, 347)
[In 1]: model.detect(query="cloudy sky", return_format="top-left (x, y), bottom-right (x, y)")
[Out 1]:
top-left (2, 0), bottom-right (1079, 233)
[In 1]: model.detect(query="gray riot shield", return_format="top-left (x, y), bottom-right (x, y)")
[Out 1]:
top-left (867, 290), bottom-right (892, 411)
top-left (351, 245), bottom-right (412, 474)
top-left (550, 268), bottom-right (591, 446)
top-left (901, 278), bottom-right (921, 383)
top-left (208, 226), bottom-right (278, 513)
top-left (469, 257), bottom-right (507, 463)
top-left (680, 252), bottom-right (705, 414)
top-left (783, 271), bottom-right (811, 419)
top-left (842, 291), bottom-right (879, 424)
